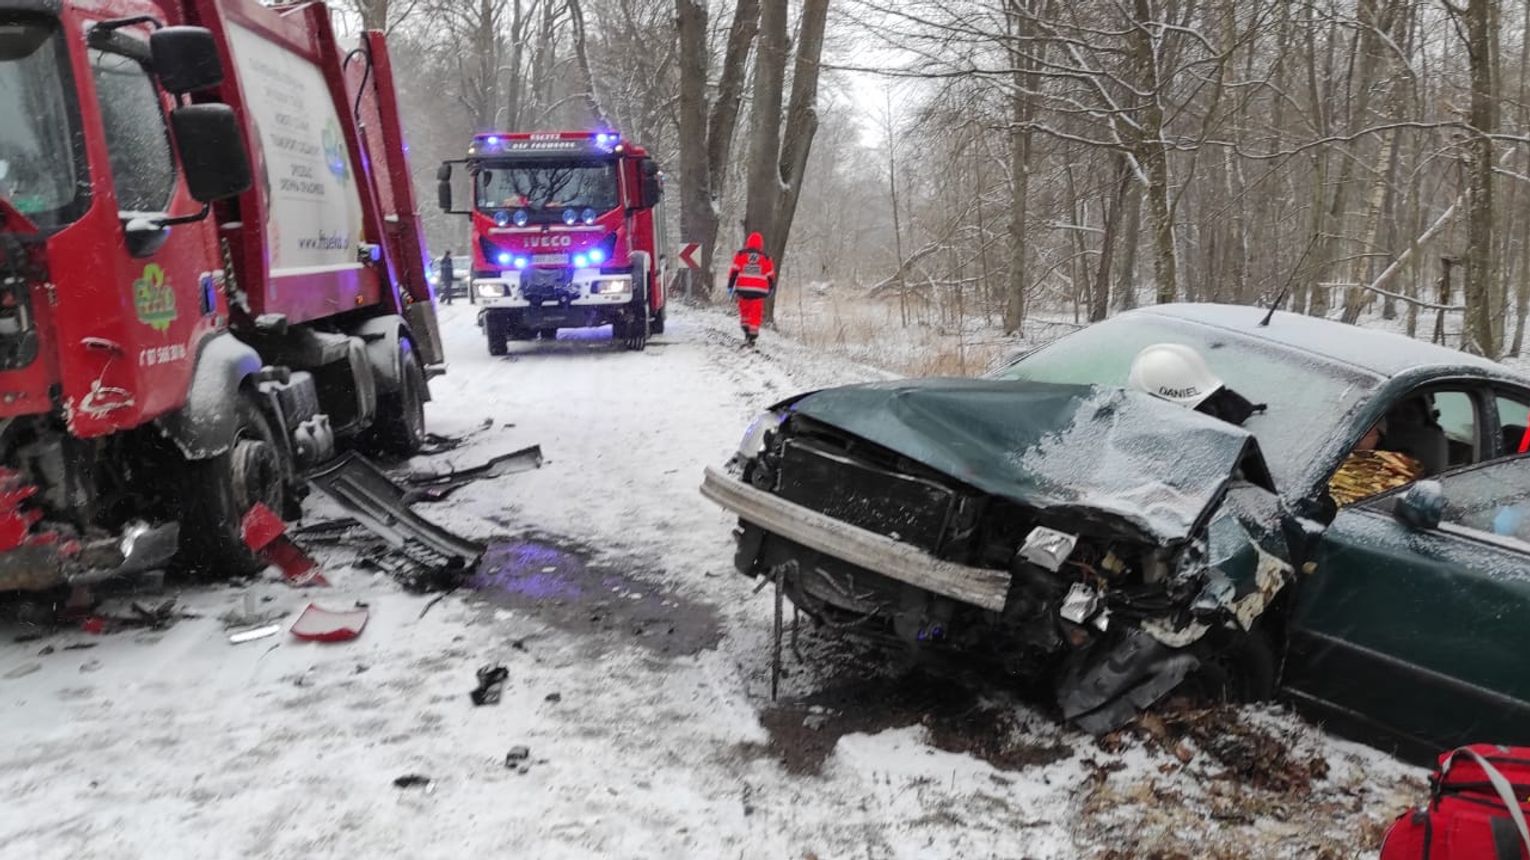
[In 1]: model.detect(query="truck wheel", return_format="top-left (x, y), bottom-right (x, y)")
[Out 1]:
top-left (650, 307), bottom-right (665, 335)
top-left (176, 392), bottom-right (286, 577)
top-left (368, 336), bottom-right (426, 457)
top-left (624, 315), bottom-right (648, 351)
top-left (538, 327), bottom-right (559, 340)
top-left (486, 314), bottom-right (508, 356)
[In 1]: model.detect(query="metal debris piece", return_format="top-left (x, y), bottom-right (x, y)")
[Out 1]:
top-left (1059, 582), bottom-right (1101, 626)
top-left (1020, 526), bottom-right (1079, 573)
top-left (228, 624), bottom-right (282, 644)
top-left (241, 503), bottom-right (327, 587)
top-left (470, 665), bottom-right (509, 706)
top-left (402, 445), bottom-right (544, 504)
top-left (289, 603), bottom-right (369, 642)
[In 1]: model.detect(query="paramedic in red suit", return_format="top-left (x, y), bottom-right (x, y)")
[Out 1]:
top-left (727, 232), bottom-right (776, 347)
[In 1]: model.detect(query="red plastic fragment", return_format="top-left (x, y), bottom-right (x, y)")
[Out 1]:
top-left (81, 616), bottom-right (107, 635)
top-left (240, 504), bottom-right (328, 587)
top-left (289, 603), bottom-right (368, 642)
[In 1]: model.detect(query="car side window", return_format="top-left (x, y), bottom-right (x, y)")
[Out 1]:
top-left (1432, 391), bottom-right (1479, 468)
top-left (1496, 392), bottom-right (1530, 458)
top-left (89, 48), bottom-right (176, 214)
top-left (1435, 455), bottom-right (1530, 540)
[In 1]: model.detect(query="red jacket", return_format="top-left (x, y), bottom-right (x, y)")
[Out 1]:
top-left (727, 232), bottom-right (775, 299)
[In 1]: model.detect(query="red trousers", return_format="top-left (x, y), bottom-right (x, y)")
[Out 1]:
top-left (738, 297), bottom-right (764, 334)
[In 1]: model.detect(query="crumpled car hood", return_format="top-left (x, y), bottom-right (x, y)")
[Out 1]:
top-left (784, 378), bottom-right (1275, 547)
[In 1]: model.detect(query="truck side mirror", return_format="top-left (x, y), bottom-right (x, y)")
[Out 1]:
top-left (150, 26), bottom-right (223, 94)
top-left (436, 162), bottom-right (453, 211)
top-left (170, 104), bottom-right (252, 202)
top-left (639, 158), bottom-right (663, 208)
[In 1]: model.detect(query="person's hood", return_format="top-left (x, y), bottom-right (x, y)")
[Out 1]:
top-left (745, 232), bottom-right (764, 251)
top-left (779, 378), bottom-right (1276, 547)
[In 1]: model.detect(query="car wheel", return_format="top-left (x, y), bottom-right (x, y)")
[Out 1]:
top-left (175, 392), bottom-right (286, 577)
top-left (1182, 625), bottom-right (1277, 705)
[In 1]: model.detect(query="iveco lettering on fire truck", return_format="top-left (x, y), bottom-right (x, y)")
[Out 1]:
top-left (437, 131), bottom-right (669, 353)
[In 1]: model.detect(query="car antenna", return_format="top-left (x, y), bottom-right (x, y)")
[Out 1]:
top-left (1259, 233), bottom-right (1321, 327)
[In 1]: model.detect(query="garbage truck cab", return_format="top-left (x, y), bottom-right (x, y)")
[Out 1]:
top-left (438, 131), bottom-right (668, 353)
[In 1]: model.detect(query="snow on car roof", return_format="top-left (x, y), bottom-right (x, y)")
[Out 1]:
top-left (1136, 303), bottom-right (1525, 380)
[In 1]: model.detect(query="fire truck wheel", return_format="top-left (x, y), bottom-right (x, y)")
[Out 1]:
top-left (176, 392), bottom-right (285, 577)
top-left (368, 336), bottom-right (427, 457)
top-left (650, 307), bottom-right (665, 335)
top-left (624, 315), bottom-right (649, 351)
top-left (486, 314), bottom-right (509, 356)
top-left (538, 327), bottom-right (559, 340)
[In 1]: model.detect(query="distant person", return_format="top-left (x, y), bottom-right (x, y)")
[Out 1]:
top-left (726, 232), bottom-right (775, 348)
top-left (1127, 343), bottom-right (1263, 425)
top-left (439, 250), bottom-right (455, 305)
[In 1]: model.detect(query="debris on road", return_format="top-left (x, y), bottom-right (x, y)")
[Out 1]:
top-left (504, 745), bottom-right (533, 773)
top-left (306, 453), bottom-right (486, 593)
top-left (228, 624), bottom-right (282, 644)
top-left (289, 604), bottom-right (370, 642)
top-left (470, 665), bottom-right (508, 705)
top-left (393, 774), bottom-right (432, 790)
top-left (544, 692), bottom-right (561, 703)
top-left (401, 445), bottom-right (544, 504)
top-left (241, 504), bottom-right (328, 587)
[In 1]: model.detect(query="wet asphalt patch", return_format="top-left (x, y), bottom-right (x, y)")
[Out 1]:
top-left (468, 534), bottom-right (722, 658)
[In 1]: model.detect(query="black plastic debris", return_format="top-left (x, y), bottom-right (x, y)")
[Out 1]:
top-left (505, 745), bottom-right (532, 773)
top-left (544, 692), bottom-right (561, 703)
top-left (470, 665), bottom-right (509, 706)
top-left (401, 445), bottom-right (544, 504)
top-left (393, 774), bottom-right (432, 789)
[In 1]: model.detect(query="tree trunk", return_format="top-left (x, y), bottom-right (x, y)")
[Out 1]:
top-left (1091, 157), bottom-right (1131, 322)
top-left (566, 0), bottom-right (609, 126)
top-left (1462, 0), bottom-right (1498, 357)
top-left (1128, 0), bottom-right (1176, 304)
top-left (1002, 0), bottom-right (1033, 334)
top-left (674, 0), bottom-right (710, 295)
top-left (743, 0), bottom-right (788, 238)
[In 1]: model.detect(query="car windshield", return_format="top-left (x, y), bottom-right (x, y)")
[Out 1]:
top-left (992, 315), bottom-right (1382, 492)
top-left (476, 160), bottom-right (617, 218)
top-left (0, 17), bottom-right (86, 230)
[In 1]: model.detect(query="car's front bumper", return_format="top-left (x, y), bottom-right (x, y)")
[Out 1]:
top-left (700, 466), bottom-right (1011, 611)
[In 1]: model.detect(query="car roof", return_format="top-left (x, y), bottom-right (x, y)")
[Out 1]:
top-left (1130, 303), bottom-right (1527, 381)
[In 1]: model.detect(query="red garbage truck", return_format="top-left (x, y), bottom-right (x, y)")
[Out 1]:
top-left (0, 0), bottom-right (443, 592)
top-left (436, 131), bottom-right (669, 353)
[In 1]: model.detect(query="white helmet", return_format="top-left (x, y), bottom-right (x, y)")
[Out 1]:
top-left (1127, 343), bottom-right (1223, 407)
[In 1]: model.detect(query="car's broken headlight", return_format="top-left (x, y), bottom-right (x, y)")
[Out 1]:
top-left (735, 410), bottom-right (786, 462)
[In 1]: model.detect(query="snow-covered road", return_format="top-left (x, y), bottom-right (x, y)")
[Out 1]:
top-left (0, 306), bottom-right (1420, 859)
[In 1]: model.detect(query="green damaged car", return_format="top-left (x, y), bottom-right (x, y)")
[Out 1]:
top-left (703, 304), bottom-right (1530, 753)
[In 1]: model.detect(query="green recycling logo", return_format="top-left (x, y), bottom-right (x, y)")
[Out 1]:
top-left (323, 120), bottom-right (349, 184)
top-left (133, 264), bottom-right (177, 333)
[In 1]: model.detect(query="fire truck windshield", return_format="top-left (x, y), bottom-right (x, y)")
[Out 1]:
top-left (0, 17), bottom-right (86, 230)
top-left (475, 160), bottom-right (618, 220)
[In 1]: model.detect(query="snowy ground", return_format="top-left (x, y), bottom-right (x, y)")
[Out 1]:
top-left (0, 304), bottom-right (1426, 859)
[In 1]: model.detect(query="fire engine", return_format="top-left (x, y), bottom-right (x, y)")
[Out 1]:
top-left (437, 131), bottom-right (668, 353)
top-left (0, 0), bottom-right (441, 592)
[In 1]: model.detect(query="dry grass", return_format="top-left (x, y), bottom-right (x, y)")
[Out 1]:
top-left (772, 283), bottom-right (1017, 378)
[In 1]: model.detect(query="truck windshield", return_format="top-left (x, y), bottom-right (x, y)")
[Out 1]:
top-left (0, 17), bottom-right (86, 230)
top-left (476, 160), bottom-right (618, 218)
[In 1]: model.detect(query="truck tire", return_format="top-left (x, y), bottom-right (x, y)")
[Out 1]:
top-left (538, 327), bottom-right (559, 341)
top-left (624, 315), bottom-right (649, 351)
top-left (624, 252), bottom-right (651, 351)
top-left (486, 313), bottom-right (508, 356)
top-left (650, 307), bottom-right (665, 335)
top-left (367, 336), bottom-right (426, 457)
top-left (176, 391), bottom-right (286, 577)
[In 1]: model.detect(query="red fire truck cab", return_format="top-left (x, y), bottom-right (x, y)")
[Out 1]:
top-left (438, 131), bottom-right (668, 353)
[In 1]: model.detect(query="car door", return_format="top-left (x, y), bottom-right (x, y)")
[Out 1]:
top-left (1285, 455), bottom-right (1530, 752)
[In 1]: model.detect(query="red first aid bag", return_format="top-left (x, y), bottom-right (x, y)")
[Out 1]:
top-left (1380, 745), bottom-right (1530, 860)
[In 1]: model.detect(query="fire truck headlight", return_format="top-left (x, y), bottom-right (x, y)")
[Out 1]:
top-left (561, 209), bottom-right (578, 226)
top-left (477, 282), bottom-right (508, 298)
top-left (493, 210), bottom-right (511, 227)
top-left (588, 248), bottom-right (605, 264)
top-left (591, 277), bottom-right (631, 296)
top-left (581, 208), bottom-right (596, 225)
top-left (496, 252), bottom-right (512, 266)
top-left (512, 209), bottom-right (529, 227)
top-left (573, 254), bottom-right (589, 269)
top-left (514, 256), bottom-right (529, 269)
